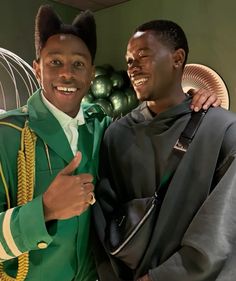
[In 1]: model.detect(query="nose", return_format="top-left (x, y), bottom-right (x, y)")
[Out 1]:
top-left (59, 64), bottom-right (75, 80)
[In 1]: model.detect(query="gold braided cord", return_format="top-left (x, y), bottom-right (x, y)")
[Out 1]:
top-left (24, 127), bottom-right (36, 202)
top-left (0, 121), bottom-right (37, 281)
top-left (16, 151), bottom-right (27, 207)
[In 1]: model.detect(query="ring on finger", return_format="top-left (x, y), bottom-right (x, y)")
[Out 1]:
top-left (88, 192), bottom-right (96, 205)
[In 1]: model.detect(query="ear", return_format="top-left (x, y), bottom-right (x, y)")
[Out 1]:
top-left (33, 60), bottom-right (41, 83)
top-left (172, 48), bottom-right (185, 69)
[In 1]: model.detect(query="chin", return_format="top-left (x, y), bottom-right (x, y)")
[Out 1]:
top-left (137, 94), bottom-right (149, 102)
top-left (135, 89), bottom-right (149, 101)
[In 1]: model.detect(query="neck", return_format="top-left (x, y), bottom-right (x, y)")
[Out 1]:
top-left (147, 87), bottom-right (186, 115)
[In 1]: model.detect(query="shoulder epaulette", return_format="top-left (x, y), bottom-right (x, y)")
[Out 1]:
top-left (0, 106), bottom-right (28, 120)
top-left (0, 106), bottom-right (28, 131)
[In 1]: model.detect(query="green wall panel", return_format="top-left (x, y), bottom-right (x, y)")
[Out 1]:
top-left (0, 0), bottom-right (79, 65)
top-left (95, 0), bottom-right (236, 110)
top-left (0, 0), bottom-right (235, 110)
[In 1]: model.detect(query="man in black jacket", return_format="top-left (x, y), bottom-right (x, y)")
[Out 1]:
top-left (94, 19), bottom-right (236, 281)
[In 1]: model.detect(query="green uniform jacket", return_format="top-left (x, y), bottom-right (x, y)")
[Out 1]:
top-left (0, 90), bottom-right (111, 280)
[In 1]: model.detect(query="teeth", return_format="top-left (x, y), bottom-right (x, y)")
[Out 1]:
top-left (57, 86), bottom-right (77, 92)
top-left (133, 78), bottom-right (148, 86)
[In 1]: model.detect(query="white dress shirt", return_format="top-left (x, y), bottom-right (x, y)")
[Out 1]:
top-left (41, 93), bottom-right (85, 155)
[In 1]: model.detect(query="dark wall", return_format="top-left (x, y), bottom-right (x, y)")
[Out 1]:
top-left (0, 0), bottom-right (79, 109)
top-left (0, 0), bottom-right (79, 64)
top-left (95, 0), bottom-right (236, 111)
top-left (0, 0), bottom-right (235, 110)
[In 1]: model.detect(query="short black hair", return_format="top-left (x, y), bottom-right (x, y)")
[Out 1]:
top-left (35, 5), bottom-right (97, 63)
top-left (135, 20), bottom-right (189, 66)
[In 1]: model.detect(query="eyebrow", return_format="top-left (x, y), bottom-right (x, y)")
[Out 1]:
top-left (137, 47), bottom-right (151, 53)
top-left (46, 51), bottom-right (89, 58)
top-left (126, 47), bottom-right (150, 57)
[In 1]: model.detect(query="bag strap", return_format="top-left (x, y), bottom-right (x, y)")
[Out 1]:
top-left (155, 109), bottom-right (207, 199)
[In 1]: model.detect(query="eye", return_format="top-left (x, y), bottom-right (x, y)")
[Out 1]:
top-left (139, 50), bottom-right (144, 56)
top-left (126, 58), bottom-right (133, 67)
top-left (73, 61), bottom-right (85, 68)
top-left (50, 59), bottom-right (62, 66)
top-left (138, 50), bottom-right (150, 59)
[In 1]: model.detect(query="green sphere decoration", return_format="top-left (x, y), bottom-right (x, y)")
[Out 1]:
top-left (118, 70), bottom-right (131, 88)
top-left (82, 64), bottom-right (139, 117)
top-left (91, 75), bottom-right (113, 98)
top-left (110, 71), bottom-right (124, 89)
top-left (101, 64), bottom-right (114, 76)
top-left (82, 89), bottom-right (94, 103)
top-left (94, 66), bottom-right (108, 77)
top-left (109, 90), bottom-right (128, 117)
top-left (125, 88), bottom-right (139, 111)
top-left (95, 99), bottom-right (114, 116)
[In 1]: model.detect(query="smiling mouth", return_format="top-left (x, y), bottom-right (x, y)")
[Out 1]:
top-left (132, 77), bottom-right (148, 87)
top-left (55, 86), bottom-right (78, 95)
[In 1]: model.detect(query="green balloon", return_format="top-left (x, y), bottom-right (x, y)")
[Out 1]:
top-left (118, 70), bottom-right (131, 88)
top-left (95, 66), bottom-right (108, 77)
top-left (125, 88), bottom-right (139, 111)
top-left (82, 89), bottom-right (94, 103)
top-left (91, 75), bottom-right (113, 99)
top-left (95, 99), bottom-right (113, 116)
top-left (110, 71), bottom-right (125, 89)
top-left (101, 64), bottom-right (114, 76)
top-left (109, 90), bottom-right (128, 117)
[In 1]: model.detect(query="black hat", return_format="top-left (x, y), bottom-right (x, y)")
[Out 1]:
top-left (34, 5), bottom-right (97, 63)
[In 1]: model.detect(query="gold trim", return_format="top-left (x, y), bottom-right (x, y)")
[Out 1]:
top-left (3, 209), bottom-right (22, 257)
top-left (44, 142), bottom-right (52, 175)
top-left (0, 122), bottom-right (23, 132)
top-left (0, 243), bottom-right (13, 260)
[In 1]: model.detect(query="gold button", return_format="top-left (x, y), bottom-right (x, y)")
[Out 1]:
top-left (37, 242), bottom-right (48, 249)
top-left (21, 106), bottom-right (28, 113)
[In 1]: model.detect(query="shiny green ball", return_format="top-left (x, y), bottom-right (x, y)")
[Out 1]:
top-left (95, 99), bottom-right (113, 116)
top-left (109, 90), bottom-right (128, 117)
top-left (91, 75), bottom-right (113, 99)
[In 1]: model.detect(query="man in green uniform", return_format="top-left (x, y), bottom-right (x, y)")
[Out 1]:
top-left (0, 5), bottom-right (110, 281)
top-left (94, 19), bottom-right (236, 280)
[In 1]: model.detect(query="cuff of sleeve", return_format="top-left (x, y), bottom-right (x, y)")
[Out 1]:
top-left (19, 195), bottom-right (53, 250)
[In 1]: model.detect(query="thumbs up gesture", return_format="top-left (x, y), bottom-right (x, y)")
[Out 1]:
top-left (43, 151), bottom-right (95, 221)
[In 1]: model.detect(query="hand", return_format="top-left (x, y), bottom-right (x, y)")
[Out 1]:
top-left (43, 151), bottom-right (94, 221)
top-left (188, 88), bottom-right (221, 112)
top-left (136, 274), bottom-right (151, 281)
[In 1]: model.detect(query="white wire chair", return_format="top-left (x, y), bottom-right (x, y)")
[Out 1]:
top-left (0, 47), bottom-right (39, 111)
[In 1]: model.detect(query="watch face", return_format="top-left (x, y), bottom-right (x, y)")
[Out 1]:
top-left (182, 63), bottom-right (229, 110)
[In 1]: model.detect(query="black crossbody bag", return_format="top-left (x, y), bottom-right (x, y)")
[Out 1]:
top-left (105, 109), bottom-right (207, 270)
